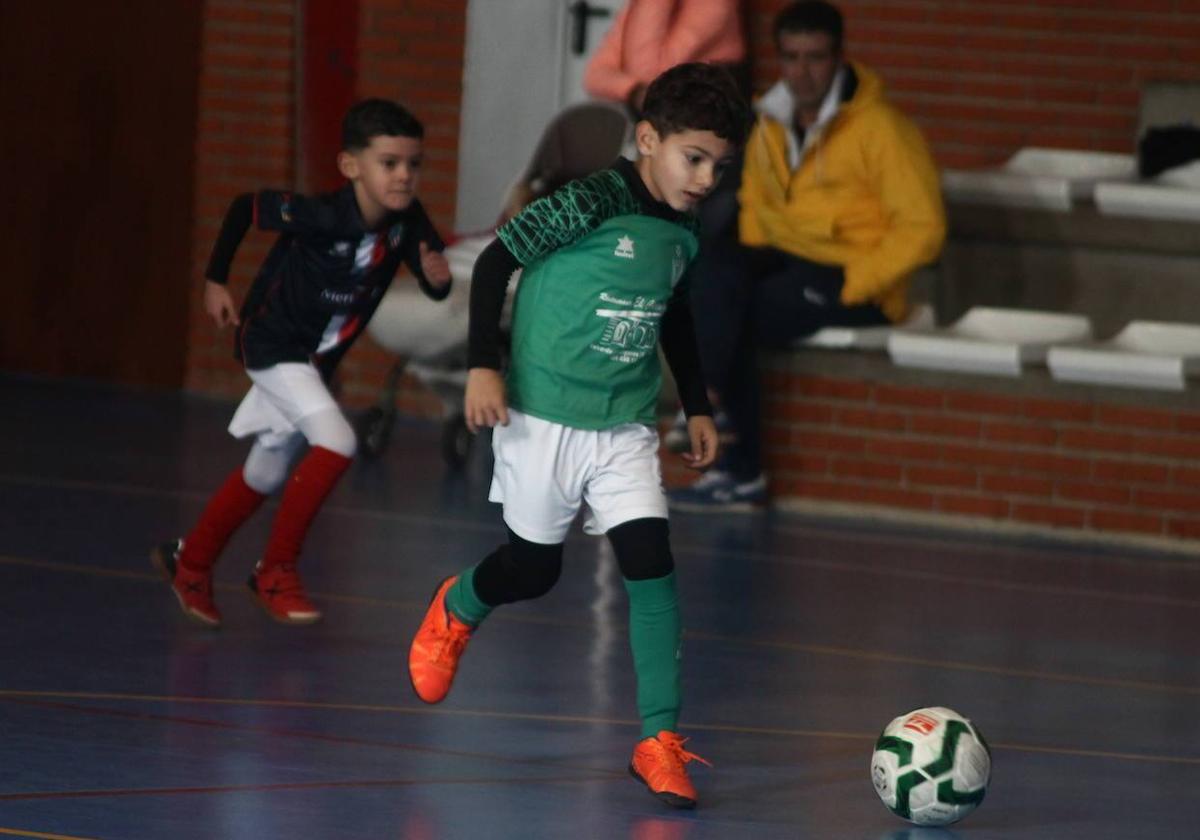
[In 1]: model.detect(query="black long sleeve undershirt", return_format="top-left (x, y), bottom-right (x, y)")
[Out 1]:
top-left (466, 237), bottom-right (712, 419)
top-left (205, 193), bottom-right (254, 285)
top-left (466, 237), bottom-right (521, 371)
top-left (660, 277), bottom-right (713, 420)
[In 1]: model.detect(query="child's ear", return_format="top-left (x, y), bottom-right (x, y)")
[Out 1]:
top-left (635, 120), bottom-right (660, 157)
top-left (337, 151), bottom-right (359, 180)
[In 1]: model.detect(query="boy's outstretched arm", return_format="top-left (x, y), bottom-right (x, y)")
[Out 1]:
top-left (464, 238), bottom-right (521, 433)
top-left (401, 199), bottom-right (452, 300)
top-left (660, 278), bottom-right (719, 470)
top-left (203, 193), bottom-right (254, 328)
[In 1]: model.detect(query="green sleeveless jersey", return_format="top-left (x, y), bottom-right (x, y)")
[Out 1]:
top-left (496, 166), bottom-right (699, 430)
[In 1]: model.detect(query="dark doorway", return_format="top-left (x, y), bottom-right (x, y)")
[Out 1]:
top-left (0, 3), bottom-right (203, 388)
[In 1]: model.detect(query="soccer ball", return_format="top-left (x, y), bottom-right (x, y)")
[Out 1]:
top-left (870, 706), bottom-right (991, 826)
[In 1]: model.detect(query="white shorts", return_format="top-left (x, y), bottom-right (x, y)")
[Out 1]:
top-left (488, 409), bottom-right (667, 544)
top-left (228, 362), bottom-right (338, 448)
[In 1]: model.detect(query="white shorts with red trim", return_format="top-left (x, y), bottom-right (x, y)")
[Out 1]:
top-left (228, 362), bottom-right (339, 448)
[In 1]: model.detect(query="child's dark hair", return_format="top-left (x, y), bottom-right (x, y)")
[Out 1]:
top-left (341, 98), bottom-right (424, 151)
top-left (774, 1), bottom-right (844, 53)
top-left (640, 62), bottom-right (750, 146)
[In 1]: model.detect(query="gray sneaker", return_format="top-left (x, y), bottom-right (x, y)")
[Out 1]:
top-left (667, 471), bottom-right (767, 512)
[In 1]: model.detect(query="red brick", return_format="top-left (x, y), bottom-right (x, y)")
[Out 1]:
top-left (835, 407), bottom-right (908, 432)
top-left (1006, 451), bottom-right (1092, 478)
top-left (1135, 436), bottom-right (1200, 461)
top-left (874, 384), bottom-right (943, 409)
top-left (796, 377), bottom-right (872, 401)
top-left (907, 465), bottom-right (978, 489)
top-left (1133, 489), bottom-right (1200, 514)
top-left (792, 430), bottom-right (869, 455)
top-left (944, 392), bottom-right (1025, 416)
top-left (910, 414), bottom-right (982, 440)
top-left (1023, 398), bottom-right (1093, 423)
top-left (981, 474), bottom-right (1054, 498)
top-left (769, 452), bottom-right (830, 475)
top-left (832, 458), bottom-right (904, 482)
top-left (866, 438), bottom-right (941, 462)
top-left (1166, 517), bottom-right (1200, 539)
top-left (1090, 510), bottom-right (1164, 535)
top-left (1093, 459), bottom-right (1169, 484)
top-left (1012, 503), bottom-right (1088, 528)
top-left (983, 422), bottom-right (1058, 447)
top-left (941, 443), bottom-right (1020, 470)
top-left (1058, 428), bottom-right (1135, 454)
top-left (1056, 481), bottom-right (1130, 506)
top-left (1174, 467), bottom-right (1200, 489)
top-left (772, 402), bottom-right (836, 424)
top-left (846, 484), bottom-right (936, 511)
top-left (1095, 404), bottom-right (1178, 431)
top-left (1178, 412), bottom-right (1200, 434)
top-left (937, 495), bottom-right (1010, 519)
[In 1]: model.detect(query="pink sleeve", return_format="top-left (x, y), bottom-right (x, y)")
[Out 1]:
top-left (583, 4), bottom-right (639, 102)
top-left (661, 0), bottom-right (746, 68)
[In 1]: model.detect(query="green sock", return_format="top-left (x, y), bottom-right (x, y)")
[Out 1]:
top-left (624, 572), bottom-right (682, 739)
top-left (445, 565), bottom-right (492, 627)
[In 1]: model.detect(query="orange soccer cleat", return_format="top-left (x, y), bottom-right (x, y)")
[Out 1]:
top-left (629, 731), bottom-right (712, 809)
top-left (408, 576), bottom-right (474, 704)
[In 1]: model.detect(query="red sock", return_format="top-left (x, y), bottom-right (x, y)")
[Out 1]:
top-left (180, 468), bottom-right (266, 572)
top-left (260, 446), bottom-right (352, 571)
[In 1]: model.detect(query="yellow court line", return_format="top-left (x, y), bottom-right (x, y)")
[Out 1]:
top-left (0, 828), bottom-right (99, 840)
top-left (3, 552), bottom-right (1200, 697)
top-left (3, 689), bottom-right (1199, 768)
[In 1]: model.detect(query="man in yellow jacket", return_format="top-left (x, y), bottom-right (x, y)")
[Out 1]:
top-left (671, 0), bottom-right (945, 511)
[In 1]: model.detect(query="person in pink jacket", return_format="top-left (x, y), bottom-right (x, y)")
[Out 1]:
top-left (584, 0), bottom-right (746, 114)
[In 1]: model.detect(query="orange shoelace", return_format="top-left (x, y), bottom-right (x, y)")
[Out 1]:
top-left (659, 734), bottom-right (713, 769)
top-left (432, 615), bottom-right (472, 669)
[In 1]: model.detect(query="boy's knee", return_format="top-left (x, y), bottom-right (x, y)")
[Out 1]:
top-left (474, 530), bottom-right (564, 604)
top-left (507, 534), bottom-right (563, 599)
top-left (298, 408), bottom-right (357, 458)
top-left (609, 518), bottom-right (674, 581)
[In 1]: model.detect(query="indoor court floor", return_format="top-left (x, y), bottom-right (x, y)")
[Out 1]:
top-left (2, 373), bottom-right (1198, 839)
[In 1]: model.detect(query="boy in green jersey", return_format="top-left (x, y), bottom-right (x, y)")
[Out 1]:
top-left (408, 63), bottom-right (748, 809)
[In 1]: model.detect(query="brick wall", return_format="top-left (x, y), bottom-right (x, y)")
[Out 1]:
top-left (187, 0), bottom-right (298, 396)
top-left (737, 368), bottom-right (1200, 542)
top-left (747, 0), bottom-right (1200, 167)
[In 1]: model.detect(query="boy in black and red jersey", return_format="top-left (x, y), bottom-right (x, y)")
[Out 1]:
top-left (152, 99), bottom-right (450, 627)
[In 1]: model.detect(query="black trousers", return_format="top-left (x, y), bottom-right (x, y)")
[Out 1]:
top-left (689, 242), bottom-right (889, 478)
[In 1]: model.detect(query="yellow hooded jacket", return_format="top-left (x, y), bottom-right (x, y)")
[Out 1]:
top-left (738, 62), bottom-right (946, 323)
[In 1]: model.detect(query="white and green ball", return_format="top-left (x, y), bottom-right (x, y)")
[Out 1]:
top-left (870, 706), bottom-right (991, 826)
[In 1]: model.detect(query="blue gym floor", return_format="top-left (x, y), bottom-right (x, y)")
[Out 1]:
top-left (2, 373), bottom-right (1198, 839)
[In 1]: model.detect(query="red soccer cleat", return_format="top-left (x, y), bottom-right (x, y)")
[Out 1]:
top-left (152, 538), bottom-right (221, 628)
top-left (247, 563), bottom-right (322, 625)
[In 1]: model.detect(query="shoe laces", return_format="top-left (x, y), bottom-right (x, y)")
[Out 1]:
top-left (262, 564), bottom-right (306, 596)
top-left (656, 733), bottom-right (712, 769)
top-left (432, 610), bottom-right (472, 669)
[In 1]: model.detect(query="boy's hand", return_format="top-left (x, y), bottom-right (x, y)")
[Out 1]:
top-left (204, 280), bottom-right (240, 328)
top-left (465, 367), bottom-right (509, 433)
top-left (680, 415), bottom-right (719, 471)
top-left (420, 242), bottom-right (451, 288)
